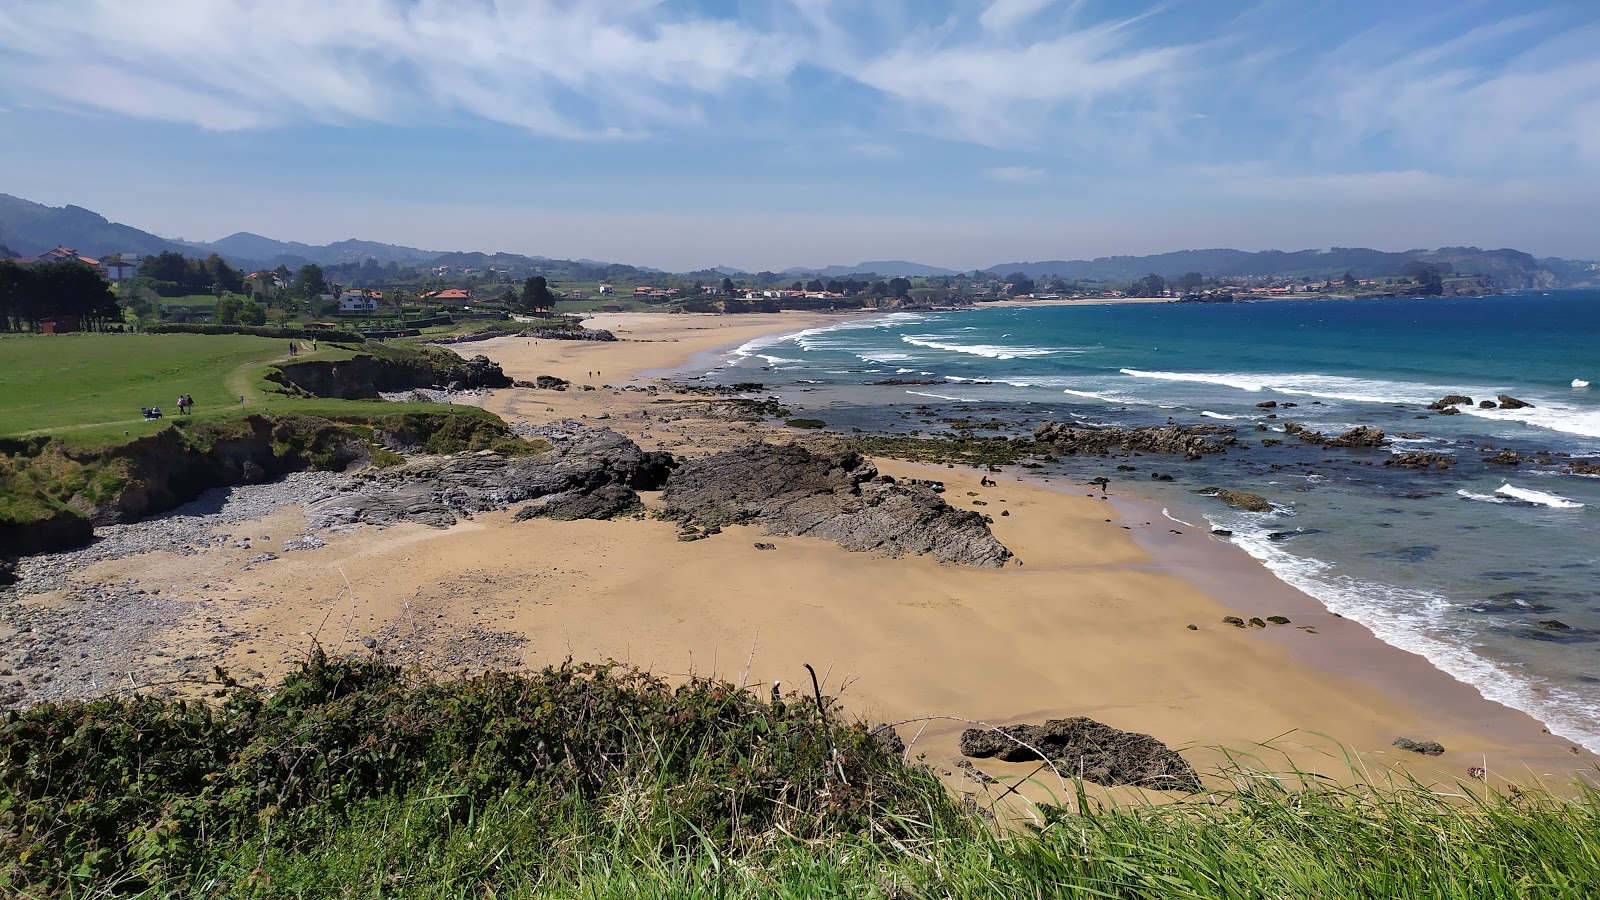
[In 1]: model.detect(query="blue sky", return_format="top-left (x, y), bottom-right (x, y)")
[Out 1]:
top-left (1, 0), bottom-right (1598, 271)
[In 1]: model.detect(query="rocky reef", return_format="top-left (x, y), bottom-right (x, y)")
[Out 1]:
top-left (958, 717), bottom-right (1201, 792)
top-left (1032, 421), bottom-right (1230, 460)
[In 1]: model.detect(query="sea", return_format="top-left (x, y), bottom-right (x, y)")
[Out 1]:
top-left (693, 291), bottom-right (1600, 752)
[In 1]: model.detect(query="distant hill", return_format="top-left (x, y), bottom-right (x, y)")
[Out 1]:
top-left (0, 193), bottom-right (189, 258)
top-left (982, 247), bottom-right (1588, 290)
top-left (783, 261), bottom-right (962, 278)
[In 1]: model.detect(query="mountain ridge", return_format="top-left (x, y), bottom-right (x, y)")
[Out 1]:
top-left (2, 192), bottom-right (1593, 287)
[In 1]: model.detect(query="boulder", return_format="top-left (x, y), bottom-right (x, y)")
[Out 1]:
top-left (1392, 737), bottom-right (1445, 756)
top-left (1478, 400), bottom-right (1497, 409)
top-left (1497, 395), bottom-right (1534, 409)
top-left (1198, 488), bottom-right (1274, 513)
top-left (442, 355), bottom-right (513, 389)
top-left (662, 443), bottom-right (1012, 567)
top-left (1427, 395), bottom-right (1473, 410)
top-left (514, 483), bottom-right (640, 521)
top-left (1255, 400), bottom-right (1278, 408)
top-left (1222, 616), bottom-right (1245, 627)
top-left (534, 375), bottom-right (571, 390)
top-left (1324, 426), bottom-right (1387, 448)
top-left (958, 717), bottom-right (1201, 792)
top-left (0, 558), bottom-right (16, 587)
top-left (1486, 450), bottom-right (1521, 466)
top-left (1437, 407), bottom-right (1461, 416)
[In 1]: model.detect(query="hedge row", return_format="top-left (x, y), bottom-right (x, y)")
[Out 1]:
top-left (144, 323), bottom-right (366, 342)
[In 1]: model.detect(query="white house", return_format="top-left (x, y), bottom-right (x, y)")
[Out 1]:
top-left (338, 290), bottom-right (379, 313)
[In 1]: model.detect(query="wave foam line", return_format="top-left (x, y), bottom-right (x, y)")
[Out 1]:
top-left (1222, 521), bottom-right (1600, 754)
top-left (1495, 484), bottom-right (1586, 508)
top-left (902, 335), bottom-right (1058, 359)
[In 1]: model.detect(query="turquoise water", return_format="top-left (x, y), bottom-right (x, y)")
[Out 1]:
top-left (707, 291), bottom-right (1600, 750)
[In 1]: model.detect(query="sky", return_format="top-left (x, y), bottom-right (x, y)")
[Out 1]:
top-left (1, 0), bottom-right (1598, 271)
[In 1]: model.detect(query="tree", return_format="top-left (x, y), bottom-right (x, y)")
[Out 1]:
top-left (293, 264), bottom-right (328, 299)
top-left (1177, 272), bottom-right (1204, 293)
top-left (721, 276), bottom-right (737, 296)
top-left (521, 276), bottom-right (554, 311)
top-left (1003, 273), bottom-right (1035, 297)
top-left (888, 277), bottom-right (912, 299)
top-left (1343, 270), bottom-right (1357, 288)
top-left (1128, 273), bottom-right (1166, 298)
top-left (238, 299), bottom-right (268, 326)
top-left (213, 294), bottom-right (242, 325)
top-left (805, 279), bottom-right (824, 293)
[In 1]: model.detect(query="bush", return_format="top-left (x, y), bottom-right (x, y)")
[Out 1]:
top-left (144, 322), bottom-right (365, 342)
top-left (0, 654), bottom-right (937, 893)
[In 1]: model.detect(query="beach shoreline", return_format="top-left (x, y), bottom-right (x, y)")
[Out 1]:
top-left (4, 309), bottom-right (1593, 801)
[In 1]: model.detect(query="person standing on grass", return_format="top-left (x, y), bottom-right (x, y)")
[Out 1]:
top-left (176, 395), bottom-right (186, 415)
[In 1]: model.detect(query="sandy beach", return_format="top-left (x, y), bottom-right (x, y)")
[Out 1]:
top-left (21, 310), bottom-right (1596, 803)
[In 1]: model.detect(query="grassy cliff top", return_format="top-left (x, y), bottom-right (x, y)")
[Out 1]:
top-left (0, 332), bottom-right (467, 447)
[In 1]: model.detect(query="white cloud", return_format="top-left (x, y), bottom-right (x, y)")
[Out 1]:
top-left (978, 0), bottom-right (1066, 34)
top-left (0, 0), bottom-right (797, 137)
top-left (984, 165), bottom-right (1045, 183)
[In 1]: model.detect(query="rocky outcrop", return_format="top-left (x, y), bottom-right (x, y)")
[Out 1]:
top-left (1497, 394), bottom-right (1534, 409)
top-left (1198, 488), bottom-right (1274, 512)
top-left (661, 443), bottom-right (1011, 567)
top-left (442, 355), bottom-right (513, 389)
top-left (533, 375), bottom-right (571, 390)
top-left (959, 718), bottom-right (1201, 792)
top-left (1568, 459), bottom-right (1600, 476)
top-left (1032, 422), bottom-right (1227, 460)
top-left (1383, 452), bottom-right (1455, 470)
top-left (539, 328), bottom-right (617, 342)
top-left (1486, 450), bottom-right (1522, 466)
top-left (269, 352), bottom-right (510, 399)
top-left (1392, 737), bottom-right (1445, 756)
top-left (306, 425), bottom-right (675, 530)
top-left (1427, 395), bottom-right (1473, 410)
top-left (1324, 426), bottom-right (1387, 448)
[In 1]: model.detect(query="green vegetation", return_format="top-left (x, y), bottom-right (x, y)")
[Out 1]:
top-left (3, 654), bottom-right (1599, 898)
top-left (784, 418), bottom-right (826, 429)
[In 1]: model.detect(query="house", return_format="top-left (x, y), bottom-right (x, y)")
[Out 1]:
top-left (597, 284), bottom-right (613, 295)
top-left (100, 253), bottom-right (139, 283)
top-left (40, 315), bottom-right (81, 334)
top-left (424, 288), bottom-right (473, 303)
top-left (19, 246), bottom-right (107, 278)
top-left (338, 290), bottom-right (379, 312)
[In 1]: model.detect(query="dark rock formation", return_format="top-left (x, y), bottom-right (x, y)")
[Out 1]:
top-left (1324, 426), bottom-right (1387, 448)
top-left (1198, 488), bottom-right (1274, 513)
top-left (1383, 452), bottom-right (1455, 470)
top-left (661, 443), bottom-right (1011, 567)
top-left (1486, 450), bottom-right (1522, 466)
top-left (1497, 394), bottom-right (1534, 409)
top-left (1392, 737), bottom-right (1445, 756)
top-left (1568, 459), bottom-right (1600, 476)
top-left (533, 375), bottom-right (571, 390)
top-left (958, 718), bottom-right (1201, 792)
top-left (1222, 616), bottom-right (1245, 627)
top-left (306, 425), bottom-right (675, 530)
top-left (1428, 395), bottom-right (1473, 410)
top-left (1437, 407), bottom-right (1461, 416)
top-left (0, 558), bottom-right (16, 587)
top-left (1478, 400), bottom-right (1498, 409)
top-left (442, 355), bottom-right (513, 389)
top-left (1255, 400), bottom-right (1278, 408)
top-left (539, 328), bottom-right (617, 342)
top-left (1033, 421), bottom-right (1227, 460)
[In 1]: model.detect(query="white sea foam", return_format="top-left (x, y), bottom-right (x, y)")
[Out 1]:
top-left (1456, 489), bottom-right (1511, 504)
top-left (1575, 379), bottom-right (1591, 388)
top-left (1161, 508), bottom-right (1197, 527)
top-left (1118, 368), bottom-right (1447, 405)
top-left (904, 390), bottom-right (980, 402)
top-left (1494, 484), bottom-right (1586, 508)
top-left (901, 335), bottom-right (1060, 359)
top-left (1200, 411), bottom-right (1238, 420)
top-left (1221, 520), bottom-right (1600, 754)
top-left (1460, 403), bottom-right (1600, 440)
top-left (729, 312), bottom-right (927, 361)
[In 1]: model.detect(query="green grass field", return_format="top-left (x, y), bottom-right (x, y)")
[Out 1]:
top-left (0, 332), bottom-right (392, 444)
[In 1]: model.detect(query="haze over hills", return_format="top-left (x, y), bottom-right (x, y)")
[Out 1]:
top-left (1, 192), bottom-right (1594, 288)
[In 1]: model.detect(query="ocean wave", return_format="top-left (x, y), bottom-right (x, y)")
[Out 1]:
top-left (730, 312), bottom-right (927, 360)
top-left (1575, 379), bottom-right (1591, 388)
top-left (1495, 484), bottom-right (1586, 508)
top-left (901, 335), bottom-right (1059, 359)
top-left (1117, 368), bottom-right (1447, 405)
top-left (1459, 403), bottom-right (1600, 440)
top-left (1221, 521), bottom-right (1600, 754)
top-left (1200, 411), bottom-right (1238, 420)
top-left (1456, 489), bottom-right (1512, 504)
top-left (904, 390), bottom-right (981, 402)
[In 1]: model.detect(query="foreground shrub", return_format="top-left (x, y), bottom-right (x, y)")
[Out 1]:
top-left (0, 653), bottom-right (945, 895)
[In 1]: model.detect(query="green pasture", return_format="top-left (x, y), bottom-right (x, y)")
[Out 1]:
top-left (0, 332), bottom-right (394, 444)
